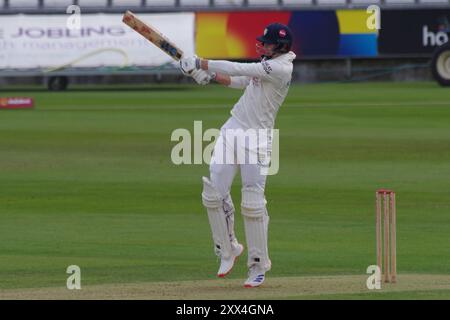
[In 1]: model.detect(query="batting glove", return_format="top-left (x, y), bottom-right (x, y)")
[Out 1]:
top-left (191, 69), bottom-right (211, 85)
top-left (180, 55), bottom-right (200, 74)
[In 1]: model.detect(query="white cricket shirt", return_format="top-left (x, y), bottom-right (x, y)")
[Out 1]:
top-left (208, 51), bottom-right (296, 129)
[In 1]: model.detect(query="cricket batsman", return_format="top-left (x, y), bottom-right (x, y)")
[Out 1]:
top-left (180, 23), bottom-right (295, 287)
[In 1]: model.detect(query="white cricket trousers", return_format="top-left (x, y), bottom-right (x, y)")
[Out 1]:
top-left (209, 116), bottom-right (269, 197)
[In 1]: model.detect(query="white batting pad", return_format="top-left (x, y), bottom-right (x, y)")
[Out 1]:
top-left (223, 194), bottom-right (237, 244)
top-left (202, 177), bottom-right (233, 259)
top-left (241, 187), bottom-right (271, 271)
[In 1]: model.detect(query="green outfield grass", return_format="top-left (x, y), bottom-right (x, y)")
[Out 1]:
top-left (0, 82), bottom-right (449, 299)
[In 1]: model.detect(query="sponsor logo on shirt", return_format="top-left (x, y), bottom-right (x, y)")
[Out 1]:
top-left (252, 77), bottom-right (261, 87)
top-left (261, 60), bottom-right (272, 74)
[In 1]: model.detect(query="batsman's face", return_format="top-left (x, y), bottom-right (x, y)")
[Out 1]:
top-left (256, 42), bottom-right (277, 57)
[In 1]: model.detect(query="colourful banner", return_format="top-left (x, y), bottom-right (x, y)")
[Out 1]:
top-left (196, 10), bottom-right (378, 59)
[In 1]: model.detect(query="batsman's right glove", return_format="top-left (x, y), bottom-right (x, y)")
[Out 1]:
top-left (191, 69), bottom-right (211, 85)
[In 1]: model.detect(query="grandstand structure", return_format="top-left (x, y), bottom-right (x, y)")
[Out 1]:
top-left (0, 0), bottom-right (450, 13)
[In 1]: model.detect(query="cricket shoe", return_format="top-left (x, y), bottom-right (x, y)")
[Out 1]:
top-left (244, 265), bottom-right (266, 288)
top-left (217, 242), bottom-right (244, 278)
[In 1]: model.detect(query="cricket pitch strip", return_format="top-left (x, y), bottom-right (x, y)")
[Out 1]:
top-left (1, 274), bottom-right (449, 300)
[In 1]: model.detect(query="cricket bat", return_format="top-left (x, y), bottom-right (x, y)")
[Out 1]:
top-left (122, 10), bottom-right (184, 61)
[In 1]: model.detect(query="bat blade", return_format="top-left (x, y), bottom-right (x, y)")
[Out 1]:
top-left (122, 10), bottom-right (184, 61)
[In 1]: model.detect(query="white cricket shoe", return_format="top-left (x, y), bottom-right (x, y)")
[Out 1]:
top-left (244, 265), bottom-right (266, 288)
top-left (217, 242), bottom-right (244, 278)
